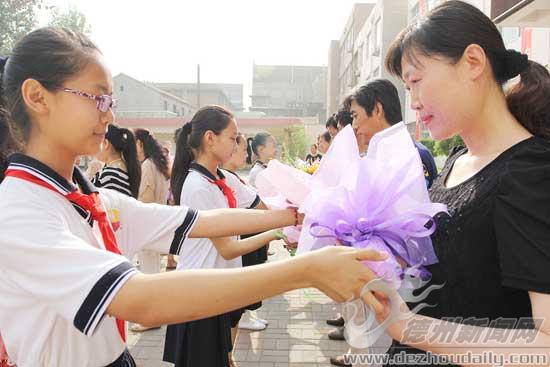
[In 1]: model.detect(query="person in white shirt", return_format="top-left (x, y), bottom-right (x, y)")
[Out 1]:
top-left (246, 132), bottom-right (277, 188)
top-left (167, 106), bottom-right (290, 367)
top-left (0, 27), bottom-right (387, 367)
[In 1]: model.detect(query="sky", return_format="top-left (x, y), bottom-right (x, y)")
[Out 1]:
top-left (39, 0), bottom-right (376, 108)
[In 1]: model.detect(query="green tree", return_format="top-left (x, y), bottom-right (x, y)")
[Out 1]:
top-left (419, 138), bottom-right (436, 156)
top-left (433, 135), bottom-right (465, 156)
top-left (49, 5), bottom-right (91, 35)
top-left (0, 0), bottom-right (43, 55)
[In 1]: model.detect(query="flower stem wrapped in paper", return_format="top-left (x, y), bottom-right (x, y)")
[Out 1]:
top-left (257, 124), bottom-right (447, 348)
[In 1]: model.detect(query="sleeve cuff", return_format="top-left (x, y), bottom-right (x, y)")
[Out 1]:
top-left (248, 195), bottom-right (261, 209)
top-left (502, 274), bottom-right (550, 294)
top-left (74, 261), bottom-right (137, 336)
top-left (169, 208), bottom-right (200, 255)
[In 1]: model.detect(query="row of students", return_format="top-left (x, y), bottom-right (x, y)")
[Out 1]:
top-left (166, 107), bottom-right (286, 366)
top-left (0, 27), bottom-right (386, 367)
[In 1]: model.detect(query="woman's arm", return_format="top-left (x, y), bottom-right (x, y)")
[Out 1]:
top-left (211, 229), bottom-right (279, 260)
top-left (107, 246), bottom-right (388, 327)
top-left (189, 208), bottom-right (301, 238)
top-left (373, 291), bottom-right (550, 367)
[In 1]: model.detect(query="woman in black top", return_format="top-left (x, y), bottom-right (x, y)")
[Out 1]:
top-left (93, 123), bottom-right (141, 198)
top-left (305, 144), bottom-right (322, 165)
top-left (367, 1), bottom-right (550, 365)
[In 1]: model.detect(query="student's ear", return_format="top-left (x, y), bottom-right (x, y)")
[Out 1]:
top-left (21, 79), bottom-right (49, 117)
top-left (203, 130), bottom-right (216, 147)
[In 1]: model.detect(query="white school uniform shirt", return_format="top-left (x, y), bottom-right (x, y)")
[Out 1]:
top-left (0, 154), bottom-right (199, 367)
top-left (248, 161), bottom-right (267, 188)
top-left (175, 163), bottom-right (260, 271)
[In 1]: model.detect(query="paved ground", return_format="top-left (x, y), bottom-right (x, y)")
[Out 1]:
top-left (127, 242), bottom-right (352, 367)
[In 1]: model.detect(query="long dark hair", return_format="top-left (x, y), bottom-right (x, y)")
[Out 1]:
top-left (1, 28), bottom-right (95, 181)
top-left (105, 124), bottom-right (141, 198)
top-left (134, 128), bottom-right (171, 179)
top-left (385, 0), bottom-right (550, 139)
top-left (246, 132), bottom-right (272, 165)
top-left (0, 27), bottom-right (99, 144)
top-left (0, 112), bottom-right (18, 183)
top-left (170, 105), bottom-right (234, 205)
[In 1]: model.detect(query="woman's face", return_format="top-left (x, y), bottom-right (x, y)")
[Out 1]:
top-left (42, 53), bottom-right (114, 157)
top-left (402, 51), bottom-right (477, 141)
top-left (318, 135), bottom-right (330, 154)
top-left (211, 118), bottom-right (239, 164)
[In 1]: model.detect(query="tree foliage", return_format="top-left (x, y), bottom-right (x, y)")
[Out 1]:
top-left (49, 5), bottom-right (91, 35)
top-left (0, 0), bottom-right (43, 55)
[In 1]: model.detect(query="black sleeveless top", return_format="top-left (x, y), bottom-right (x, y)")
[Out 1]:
top-left (386, 137), bottom-right (550, 366)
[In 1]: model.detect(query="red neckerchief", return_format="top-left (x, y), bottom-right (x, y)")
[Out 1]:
top-left (208, 178), bottom-right (237, 208)
top-left (189, 163), bottom-right (237, 208)
top-left (4, 168), bottom-right (127, 342)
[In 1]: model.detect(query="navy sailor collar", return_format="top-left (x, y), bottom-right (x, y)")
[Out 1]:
top-left (189, 162), bottom-right (226, 181)
top-left (8, 153), bottom-right (97, 195)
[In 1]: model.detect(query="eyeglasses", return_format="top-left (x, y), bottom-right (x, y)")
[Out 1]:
top-left (62, 88), bottom-right (117, 113)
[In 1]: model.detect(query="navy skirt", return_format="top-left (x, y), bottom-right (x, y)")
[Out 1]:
top-left (163, 313), bottom-right (232, 367)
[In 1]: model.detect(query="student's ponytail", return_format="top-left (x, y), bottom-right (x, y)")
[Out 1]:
top-left (171, 122), bottom-right (194, 205)
top-left (246, 137), bottom-right (254, 165)
top-left (170, 105), bottom-right (234, 205)
top-left (0, 56), bottom-right (17, 183)
top-left (119, 127), bottom-right (141, 198)
top-left (105, 124), bottom-right (141, 198)
top-left (247, 132), bottom-right (272, 165)
top-left (506, 60), bottom-right (550, 140)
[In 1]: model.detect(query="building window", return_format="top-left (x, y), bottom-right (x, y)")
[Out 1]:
top-left (164, 101), bottom-right (168, 110)
top-left (173, 104), bottom-right (177, 114)
top-left (182, 107), bottom-right (185, 116)
top-left (119, 85), bottom-right (124, 92)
